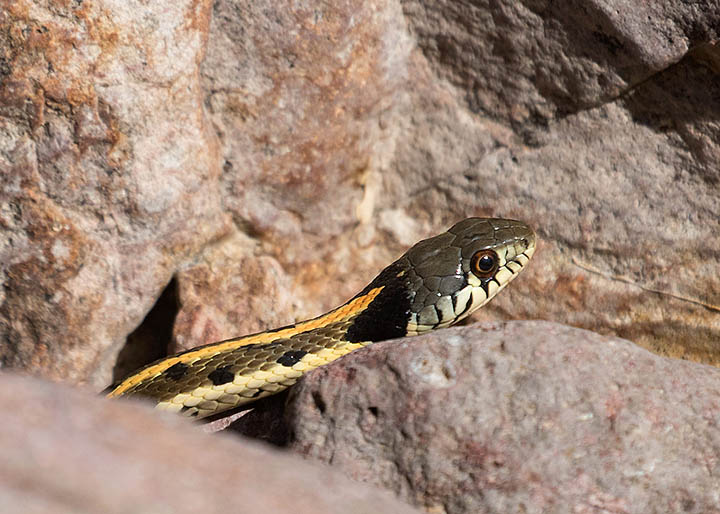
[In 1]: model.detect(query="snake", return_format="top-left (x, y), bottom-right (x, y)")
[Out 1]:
top-left (107, 217), bottom-right (536, 419)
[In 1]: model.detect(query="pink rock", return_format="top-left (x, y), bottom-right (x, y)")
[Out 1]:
top-left (244, 321), bottom-right (720, 514)
top-left (0, 371), bottom-right (421, 514)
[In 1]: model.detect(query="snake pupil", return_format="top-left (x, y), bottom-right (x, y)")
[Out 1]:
top-left (479, 256), bottom-right (493, 270)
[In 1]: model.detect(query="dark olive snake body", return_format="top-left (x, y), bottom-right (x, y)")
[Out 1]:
top-left (107, 218), bottom-right (536, 418)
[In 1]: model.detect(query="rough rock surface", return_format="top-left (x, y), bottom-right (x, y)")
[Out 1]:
top-left (0, 0), bottom-right (228, 385)
top-left (188, 0), bottom-right (415, 341)
top-left (387, 1), bottom-right (720, 363)
top-left (2, 2), bottom-right (719, 385)
top-left (236, 321), bottom-right (720, 514)
top-left (0, 371), bottom-right (421, 514)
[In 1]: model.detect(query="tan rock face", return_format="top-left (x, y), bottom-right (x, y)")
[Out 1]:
top-left (1, 1), bottom-right (227, 385)
top-left (171, 232), bottom-right (299, 353)
top-left (197, 0), bottom-right (414, 321)
top-left (204, 0), bottom-right (411, 234)
top-left (1, 0), bottom-right (718, 389)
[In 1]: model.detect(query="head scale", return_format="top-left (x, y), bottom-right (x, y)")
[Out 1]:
top-left (345, 217), bottom-right (536, 343)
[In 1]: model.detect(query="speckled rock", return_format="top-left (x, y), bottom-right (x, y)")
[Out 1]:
top-left (171, 231), bottom-right (301, 353)
top-left (402, 0), bottom-right (719, 125)
top-left (252, 321), bottom-right (720, 514)
top-left (197, 0), bottom-right (414, 320)
top-left (0, 371), bottom-right (421, 514)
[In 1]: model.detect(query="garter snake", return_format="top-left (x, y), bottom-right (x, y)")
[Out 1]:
top-left (107, 217), bottom-right (536, 418)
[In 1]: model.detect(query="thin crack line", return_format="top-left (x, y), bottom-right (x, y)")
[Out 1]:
top-left (571, 257), bottom-right (720, 313)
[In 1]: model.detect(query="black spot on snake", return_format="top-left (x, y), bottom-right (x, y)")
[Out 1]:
top-left (208, 366), bottom-right (234, 386)
top-left (277, 350), bottom-right (307, 367)
top-left (164, 362), bottom-right (188, 381)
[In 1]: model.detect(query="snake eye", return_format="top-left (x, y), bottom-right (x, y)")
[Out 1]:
top-left (471, 250), bottom-right (499, 278)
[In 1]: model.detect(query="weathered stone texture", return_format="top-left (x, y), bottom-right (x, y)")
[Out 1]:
top-left (197, 0), bottom-right (414, 320)
top-left (171, 231), bottom-right (299, 353)
top-left (1, 0), bottom-right (227, 385)
top-left (263, 322), bottom-right (720, 514)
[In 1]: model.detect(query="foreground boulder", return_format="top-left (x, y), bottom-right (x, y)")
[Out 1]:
top-left (235, 321), bottom-right (720, 514)
top-left (0, 373), bottom-right (420, 514)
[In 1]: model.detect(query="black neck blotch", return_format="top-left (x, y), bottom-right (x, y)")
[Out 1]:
top-left (345, 260), bottom-right (412, 343)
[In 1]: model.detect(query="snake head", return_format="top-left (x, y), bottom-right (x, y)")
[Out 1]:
top-left (404, 217), bottom-right (536, 334)
top-left (346, 217), bottom-right (536, 342)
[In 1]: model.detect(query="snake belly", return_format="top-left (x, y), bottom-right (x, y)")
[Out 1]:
top-left (107, 217), bottom-right (536, 418)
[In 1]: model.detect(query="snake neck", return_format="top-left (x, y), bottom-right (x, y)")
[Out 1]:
top-left (345, 260), bottom-right (413, 343)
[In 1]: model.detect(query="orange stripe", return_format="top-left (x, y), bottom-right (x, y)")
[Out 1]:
top-left (107, 286), bottom-right (384, 397)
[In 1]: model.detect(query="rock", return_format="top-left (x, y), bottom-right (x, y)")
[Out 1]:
top-left (386, 1), bottom-right (720, 364)
top-left (197, 0), bottom-right (414, 321)
top-left (1, 0), bottom-right (718, 391)
top-left (0, 0), bottom-right (228, 386)
top-left (237, 321), bottom-right (720, 514)
top-left (0, 371), bottom-right (421, 514)
top-left (402, 0), bottom-right (719, 124)
top-left (170, 232), bottom-right (301, 354)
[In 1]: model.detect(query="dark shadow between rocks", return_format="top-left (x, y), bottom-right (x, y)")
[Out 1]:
top-left (111, 277), bottom-right (179, 384)
top-left (622, 49), bottom-right (720, 186)
top-left (220, 390), bottom-right (291, 447)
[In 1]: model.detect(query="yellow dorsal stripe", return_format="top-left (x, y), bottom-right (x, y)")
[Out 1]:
top-left (107, 286), bottom-right (384, 397)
